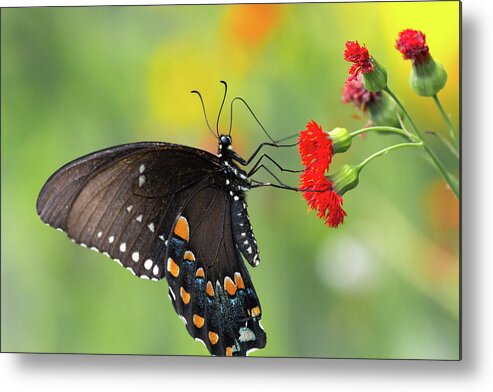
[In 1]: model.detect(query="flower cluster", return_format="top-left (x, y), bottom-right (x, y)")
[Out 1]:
top-left (298, 120), bottom-right (333, 171)
top-left (342, 74), bottom-right (380, 112)
top-left (395, 28), bottom-right (447, 96)
top-left (343, 41), bottom-right (374, 82)
top-left (343, 40), bottom-right (387, 92)
top-left (298, 121), bottom-right (347, 228)
top-left (395, 29), bottom-right (430, 64)
top-left (342, 75), bottom-right (402, 128)
top-left (298, 27), bottom-right (456, 229)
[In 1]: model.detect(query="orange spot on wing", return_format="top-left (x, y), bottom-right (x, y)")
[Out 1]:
top-left (195, 267), bottom-right (205, 278)
top-left (251, 306), bottom-right (261, 317)
top-left (206, 281), bottom-right (214, 297)
top-left (193, 314), bottom-right (205, 328)
top-left (174, 216), bottom-right (189, 241)
top-left (184, 251), bottom-right (195, 262)
top-left (208, 331), bottom-right (219, 345)
top-left (180, 287), bottom-right (190, 304)
top-left (234, 272), bottom-right (245, 289)
top-left (224, 276), bottom-right (237, 296)
top-left (167, 258), bottom-right (180, 278)
top-left (225, 346), bottom-right (233, 357)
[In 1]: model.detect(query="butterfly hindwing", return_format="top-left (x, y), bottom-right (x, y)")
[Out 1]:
top-left (164, 184), bottom-right (266, 356)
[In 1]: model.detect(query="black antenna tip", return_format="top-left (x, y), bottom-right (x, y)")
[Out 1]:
top-left (220, 80), bottom-right (227, 86)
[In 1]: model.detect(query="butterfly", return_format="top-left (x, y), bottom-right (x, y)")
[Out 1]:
top-left (36, 82), bottom-right (300, 357)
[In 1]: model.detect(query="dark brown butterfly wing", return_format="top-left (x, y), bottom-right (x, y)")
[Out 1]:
top-left (37, 142), bottom-right (266, 356)
top-left (164, 183), bottom-right (266, 356)
top-left (37, 142), bottom-right (221, 279)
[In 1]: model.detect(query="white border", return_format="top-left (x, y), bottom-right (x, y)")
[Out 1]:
top-left (2, 0), bottom-right (492, 390)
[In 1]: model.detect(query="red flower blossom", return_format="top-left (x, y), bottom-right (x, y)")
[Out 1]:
top-left (395, 29), bottom-right (430, 64)
top-left (298, 120), bottom-right (333, 173)
top-left (344, 41), bottom-right (375, 81)
top-left (342, 74), bottom-right (380, 111)
top-left (300, 169), bottom-right (346, 228)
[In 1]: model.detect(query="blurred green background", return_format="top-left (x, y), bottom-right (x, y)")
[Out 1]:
top-left (1, 2), bottom-right (459, 359)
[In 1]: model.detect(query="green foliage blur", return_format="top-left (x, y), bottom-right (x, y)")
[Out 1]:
top-left (1, 2), bottom-right (459, 359)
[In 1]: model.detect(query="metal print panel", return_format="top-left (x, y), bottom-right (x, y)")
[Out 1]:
top-left (1, 1), bottom-right (460, 359)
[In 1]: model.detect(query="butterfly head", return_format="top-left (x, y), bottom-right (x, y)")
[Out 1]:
top-left (218, 134), bottom-right (235, 158)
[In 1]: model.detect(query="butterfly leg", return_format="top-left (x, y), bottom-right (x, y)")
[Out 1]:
top-left (249, 165), bottom-right (300, 192)
top-left (248, 153), bottom-right (303, 177)
top-left (241, 141), bottom-right (299, 166)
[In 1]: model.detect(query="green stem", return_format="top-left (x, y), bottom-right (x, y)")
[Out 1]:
top-left (350, 126), bottom-right (419, 142)
top-left (384, 87), bottom-right (421, 137)
top-left (425, 130), bottom-right (459, 159)
top-left (432, 94), bottom-right (458, 147)
top-left (384, 87), bottom-right (459, 198)
top-left (355, 142), bottom-right (423, 173)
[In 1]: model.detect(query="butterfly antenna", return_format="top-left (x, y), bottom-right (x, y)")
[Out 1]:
top-left (216, 81), bottom-right (228, 137)
top-left (191, 90), bottom-right (217, 139)
top-left (228, 96), bottom-right (276, 143)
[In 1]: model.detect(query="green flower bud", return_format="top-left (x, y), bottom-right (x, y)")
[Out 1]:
top-left (329, 164), bottom-right (359, 196)
top-left (328, 127), bottom-right (352, 154)
top-left (362, 58), bottom-right (387, 92)
top-left (409, 57), bottom-right (448, 96)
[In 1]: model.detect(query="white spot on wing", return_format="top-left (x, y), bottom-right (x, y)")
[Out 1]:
top-left (247, 246), bottom-right (252, 254)
top-left (126, 205), bottom-right (133, 213)
top-left (153, 265), bottom-right (159, 276)
top-left (120, 243), bottom-right (126, 252)
top-left (139, 164), bottom-right (145, 173)
top-left (148, 222), bottom-right (155, 232)
top-left (139, 175), bottom-right (146, 187)
top-left (109, 236), bottom-right (114, 243)
top-left (159, 235), bottom-right (165, 241)
top-left (132, 251), bottom-right (139, 262)
top-left (169, 287), bottom-right (176, 301)
top-left (126, 267), bottom-right (136, 275)
top-left (144, 259), bottom-right (153, 270)
top-left (97, 231), bottom-right (102, 238)
top-left (136, 215), bottom-right (143, 222)
top-left (140, 275), bottom-right (150, 280)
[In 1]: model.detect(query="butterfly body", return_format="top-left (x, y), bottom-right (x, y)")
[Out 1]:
top-left (37, 135), bottom-right (266, 356)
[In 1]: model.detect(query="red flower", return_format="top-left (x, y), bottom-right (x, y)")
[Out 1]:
top-left (298, 120), bottom-right (333, 173)
top-left (344, 41), bottom-right (375, 81)
top-left (342, 74), bottom-right (380, 111)
top-left (395, 29), bottom-right (430, 64)
top-left (300, 169), bottom-right (346, 228)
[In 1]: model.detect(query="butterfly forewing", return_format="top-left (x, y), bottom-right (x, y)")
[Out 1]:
top-left (37, 143), bottom-right (221, 279)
